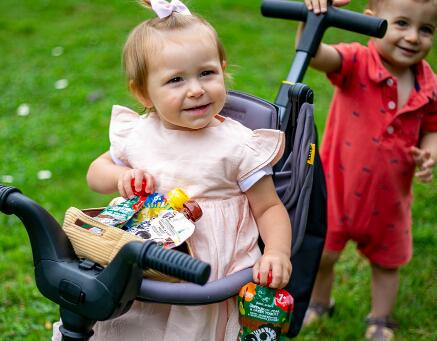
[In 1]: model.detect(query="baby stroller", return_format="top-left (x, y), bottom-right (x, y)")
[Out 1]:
top-left (0, 1), bottom-right (386, 340)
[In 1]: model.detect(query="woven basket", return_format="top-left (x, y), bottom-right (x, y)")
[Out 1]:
top-left (62, 206), bottom-right (190, 282)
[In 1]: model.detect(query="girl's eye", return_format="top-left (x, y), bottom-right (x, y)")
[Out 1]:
top-left (200, 70), bottom-right (214, 77)
top-left (167, 76), bottom-right (183, 84)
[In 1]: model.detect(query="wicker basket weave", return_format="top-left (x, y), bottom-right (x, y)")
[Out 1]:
top-left (62, 206), bottom-right (189, 282)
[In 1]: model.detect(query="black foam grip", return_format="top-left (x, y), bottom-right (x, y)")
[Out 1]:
top-left (139, 242), bottom-right (211, 285)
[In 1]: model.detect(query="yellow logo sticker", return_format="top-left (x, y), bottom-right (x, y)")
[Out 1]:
top-left (307, 144), bottom-right (315, 165)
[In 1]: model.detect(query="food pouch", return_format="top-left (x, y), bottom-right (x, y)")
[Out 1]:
top-left (90, 195), bottom-right (146, 228)
top-left (125, 209), bottom-right (195, 248)
top-left (133, 188), bottom-right (189, 221)
top-left (238, 282), bottom-right (294, 341)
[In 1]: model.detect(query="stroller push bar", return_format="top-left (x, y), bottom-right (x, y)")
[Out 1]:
top-left (261, 0), bottom-right (387, 101)
top-left (0, 185), bottom-right (210, 340)
top-left (261, 0), bottom-right (387, 169)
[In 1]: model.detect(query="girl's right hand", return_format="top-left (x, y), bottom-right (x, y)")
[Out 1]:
top-left (304, 0), bottom-right (351, 13)
top-left (118, 168), bottom-right (155, 198)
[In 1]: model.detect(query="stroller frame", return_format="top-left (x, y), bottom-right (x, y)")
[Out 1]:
top-left (0, 1), bottom-right (386, 340)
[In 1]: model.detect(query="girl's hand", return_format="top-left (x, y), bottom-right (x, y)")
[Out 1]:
top-left (411, 146), bottom-right (435, 183)
top-left (305, 0), bottom-right (351, 13)
top-left (253, 251), bottom-right (292, 289)
top-left (118, 168), bottom-right (155, 198)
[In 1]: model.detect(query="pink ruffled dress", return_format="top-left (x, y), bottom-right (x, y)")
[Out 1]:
top-left (53, 105), bottom-right (284, 341)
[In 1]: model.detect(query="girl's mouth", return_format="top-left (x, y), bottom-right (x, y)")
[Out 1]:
top-left (184, 104), bottom-right (210, 114)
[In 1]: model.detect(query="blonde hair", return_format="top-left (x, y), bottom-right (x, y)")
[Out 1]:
top-left (123, 0), bottom-right (226, 99)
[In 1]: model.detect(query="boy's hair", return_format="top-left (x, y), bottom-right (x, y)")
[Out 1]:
top-left (123, 0), bottom-right (226, 98)
top-left (367, 0), bottom-right (436, 10)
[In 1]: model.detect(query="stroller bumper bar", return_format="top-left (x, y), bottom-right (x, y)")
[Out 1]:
top-left (139, 268), bottom-right (253, 305)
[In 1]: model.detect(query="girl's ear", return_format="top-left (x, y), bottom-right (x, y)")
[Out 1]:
top-left (364, 8), bottom-right (375, 16)
top-left (129, 80), bottom-right (153, 108)
top-left (221, 60), bottom-right (227, 71)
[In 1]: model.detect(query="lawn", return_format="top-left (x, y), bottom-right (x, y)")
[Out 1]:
top-left (0, 0), bottom-right (436, 340)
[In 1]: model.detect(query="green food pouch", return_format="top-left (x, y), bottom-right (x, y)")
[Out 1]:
top-left (238, 282), bottom-right (294, 341)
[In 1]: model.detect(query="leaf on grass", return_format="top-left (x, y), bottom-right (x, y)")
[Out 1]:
top-left (17, 104), bottom-right (30, 116)
top-left (37, 170), bottom-right (52, 180)
top-left (51, 46), bottom-right (64, 57)
top-left (54, 79), bottom-right (69, 90)
top-left (1, 175), bottom-right (14, 183)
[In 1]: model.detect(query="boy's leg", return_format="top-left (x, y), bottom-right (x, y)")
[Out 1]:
top-left (369, 263), bottom-right (399, 318)
top-left (303, 250), bottom-right (340, 325)
top-left (365, 263), bottom-right (400, 341)
top-left (311, 250), bottom-right (340, 305)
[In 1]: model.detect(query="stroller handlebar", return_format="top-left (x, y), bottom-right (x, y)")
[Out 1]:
top-left (0, 184), bottom-right (211, 321)
top-left (261, 0), bottom-right (387, 57)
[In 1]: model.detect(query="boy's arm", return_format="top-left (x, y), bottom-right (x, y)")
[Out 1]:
top-left (246, 175), bottom-right (292, 289)
top-left (296, 0), bottom-right (348, 73)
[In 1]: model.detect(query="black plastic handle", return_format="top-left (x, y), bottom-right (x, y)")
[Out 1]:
top-left (261, 0), bottom-right (387, 39)
top-left (139, 241), bottom-right (211, 285)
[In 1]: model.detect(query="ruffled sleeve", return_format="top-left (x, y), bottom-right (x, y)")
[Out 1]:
top-left (109, 105), bottom-right (140, 165)
top-left (237, 129), bottom-right (285, 182)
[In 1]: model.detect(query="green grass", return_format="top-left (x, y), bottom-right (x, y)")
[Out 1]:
top-left (0, 0), bottom-right (436, 339)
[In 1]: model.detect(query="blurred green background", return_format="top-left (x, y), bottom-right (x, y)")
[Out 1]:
top-left (0, 0), bottom-right (436, 339)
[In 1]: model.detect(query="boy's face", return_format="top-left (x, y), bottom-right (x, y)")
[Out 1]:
top-left (143, 25), bottom-right (226, 131)
top-left (372, 0), bottom-right (436, 72)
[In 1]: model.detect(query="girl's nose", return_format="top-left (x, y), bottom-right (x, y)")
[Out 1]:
top-left (187, 80), bottom-right (205, 98)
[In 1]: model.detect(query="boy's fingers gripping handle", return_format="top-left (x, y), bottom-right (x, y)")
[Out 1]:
top-left (139, 241), bottom-right (211, 285)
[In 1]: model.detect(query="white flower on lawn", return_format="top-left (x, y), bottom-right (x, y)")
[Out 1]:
top-left (17, 103), bottom-right (30, 116)
top-left (51, 46), bottom-right (64, 57)
top-left (1, 175), bottom-right (14, 183)
top-left (55, 79), bottom-right (69, 90)
top-left (37, 170), bottom-right (52, 180)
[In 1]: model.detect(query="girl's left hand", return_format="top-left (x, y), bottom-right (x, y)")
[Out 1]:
top-left (253, 251), bottom-right (292, 289)
top-left (411, 146), bottom-right (435, 183)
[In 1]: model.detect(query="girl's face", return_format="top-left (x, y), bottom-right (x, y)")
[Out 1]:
top-left (371, 0), bottom-right (436, 74)
top-left (143, 25), bottom-right (226, 130)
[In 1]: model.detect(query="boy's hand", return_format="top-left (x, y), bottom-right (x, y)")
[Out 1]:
top-left (118, 168), bottom-right (155, 198)
top-left (411, 146), bottom-right (435, 183)
top-left (253, 251), bottom-right (292, 289)
top-left (305, 0), bottom-right (350, 13)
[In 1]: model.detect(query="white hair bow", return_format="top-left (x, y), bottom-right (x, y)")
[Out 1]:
top-left (150, 0), bottom-right (191, 19)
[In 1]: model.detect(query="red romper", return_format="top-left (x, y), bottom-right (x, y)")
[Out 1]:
top-left (320, 40), bottom-right (437, 268)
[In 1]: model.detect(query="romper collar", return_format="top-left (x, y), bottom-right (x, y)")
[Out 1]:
top-left (367, 40), bottom-right (437, 108)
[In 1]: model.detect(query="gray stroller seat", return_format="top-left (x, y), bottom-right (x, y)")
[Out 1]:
top-left (138, 90), bottom-right (321, 337)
